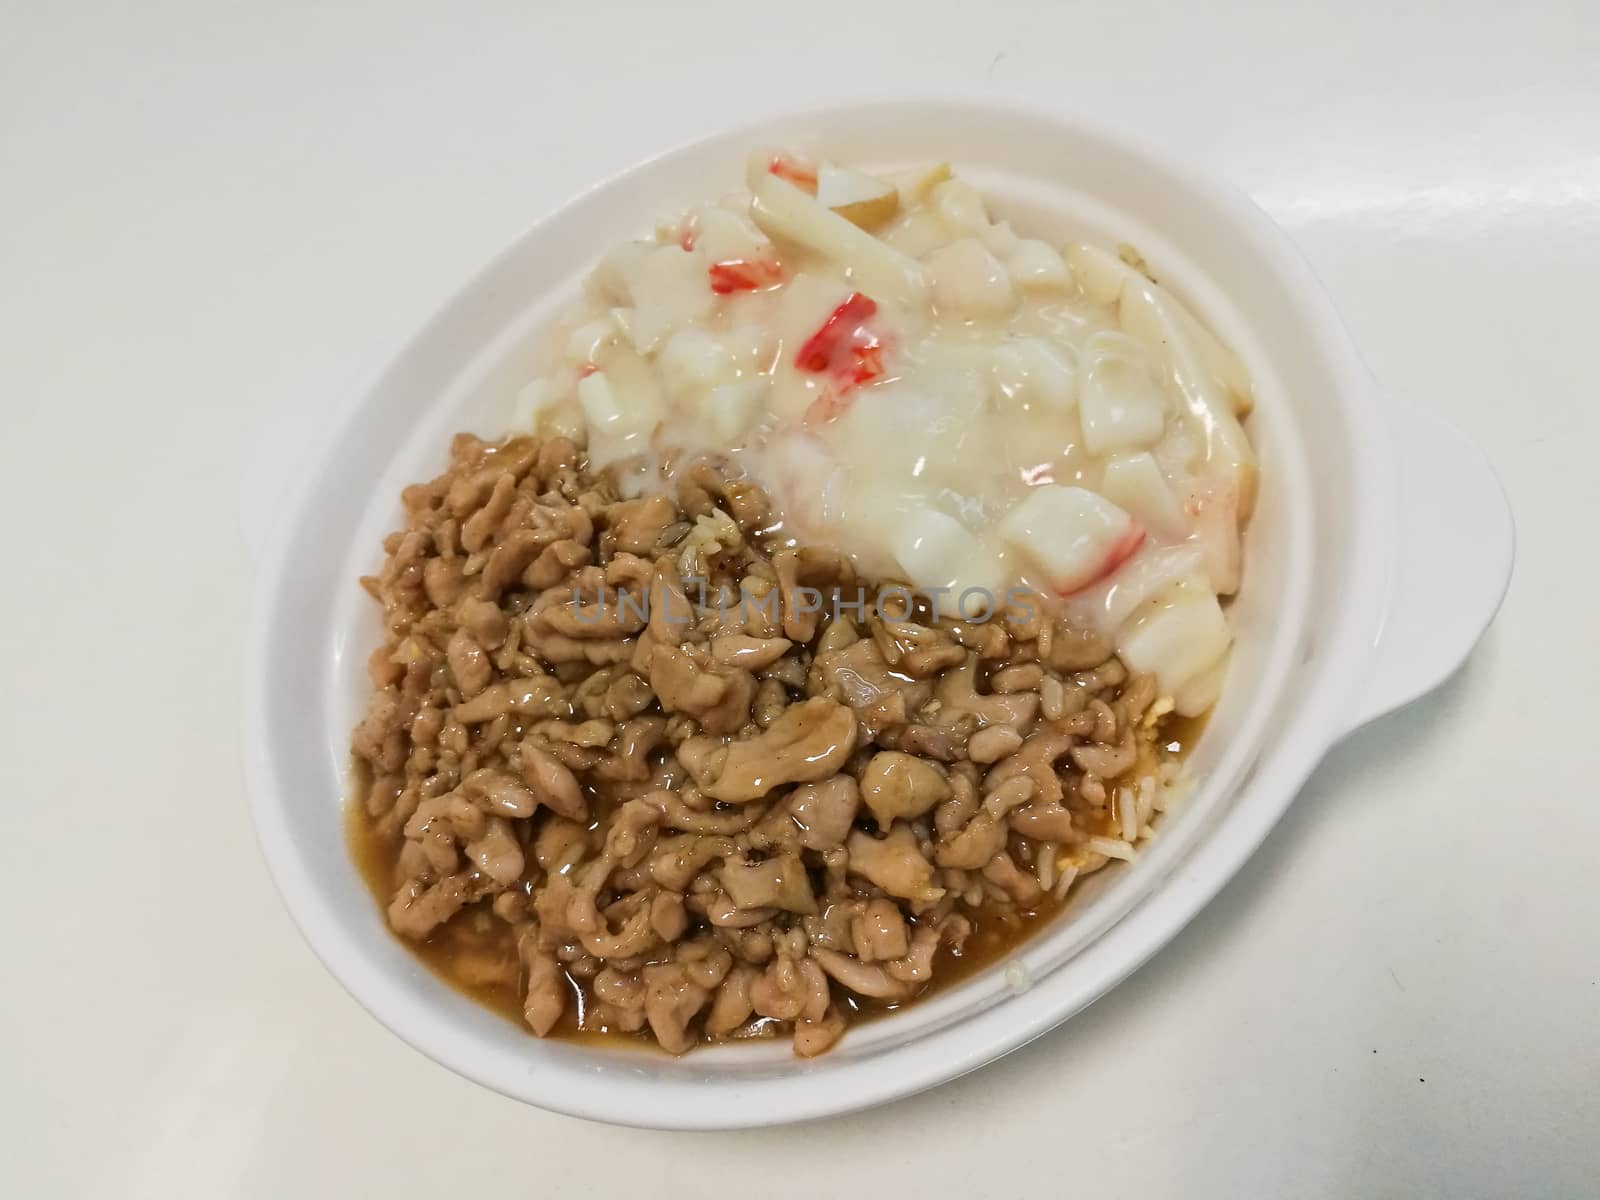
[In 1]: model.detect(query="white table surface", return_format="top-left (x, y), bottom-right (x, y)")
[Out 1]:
top-left (4, 2), bottom-right (1596, 1195)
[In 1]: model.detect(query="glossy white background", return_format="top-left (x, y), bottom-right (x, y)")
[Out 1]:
top-left (2, 2), bottom-right (1594, 1196)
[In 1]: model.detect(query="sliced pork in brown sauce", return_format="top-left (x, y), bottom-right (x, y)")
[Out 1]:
top-left (349, 433), bottom-right (1187, 1056)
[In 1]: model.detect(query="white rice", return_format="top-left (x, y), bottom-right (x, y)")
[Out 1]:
top-left (1118, 786), bottom-right (1139, 843)
top-left (1043, 761), bottom-right (1191, 903)
top-left (1085, 835), bottom-right (1136, 861)
top-left (1035, 841), bottom-right (1058, 891)
top-left (1136, 775), bottom-right (1157, 825)
top-left (1155, 761), bottom-right (1193, 814)
top-left (1051, 863), bottom-right (1079, 901)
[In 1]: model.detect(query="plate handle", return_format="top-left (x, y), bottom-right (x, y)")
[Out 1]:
top-left (1341, 400), bottom-right (1513, 736)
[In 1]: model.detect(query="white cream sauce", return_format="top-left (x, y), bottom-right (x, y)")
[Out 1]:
top-left (513, 153), bottom-right (1257, 713)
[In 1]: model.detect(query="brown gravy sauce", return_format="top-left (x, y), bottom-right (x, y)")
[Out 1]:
top-left (347, 713), bottom-right (1204, 1052)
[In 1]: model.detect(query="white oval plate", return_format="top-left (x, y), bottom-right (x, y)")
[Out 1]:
top-left (243, 98), bottom-right (1511, 1129)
